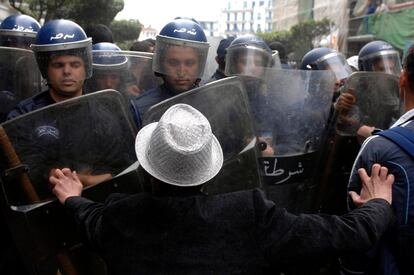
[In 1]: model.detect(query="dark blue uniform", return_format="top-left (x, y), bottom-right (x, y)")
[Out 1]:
top-left (6, 90), bottom-right (55, 120)
top-left (130, 84), bottom-right (177, 129)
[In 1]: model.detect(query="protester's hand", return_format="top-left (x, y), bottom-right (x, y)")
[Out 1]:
top-left (49, 168), bottom-right (83, 204)
top-left (350, 164), bottom-right (394, 207)
top-left (335, 90), bottom-right (356, 114)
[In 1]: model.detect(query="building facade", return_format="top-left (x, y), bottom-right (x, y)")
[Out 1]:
top-left (222, 0), bottom-right (273, 36)
top-left (0, 0), bottom-right (16, 21)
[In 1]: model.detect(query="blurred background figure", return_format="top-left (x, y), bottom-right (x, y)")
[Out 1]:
top-left (84, 23), bottom-right (114, 44)
top-left (207, 36), bottom-right (235, 82)
top-left (268, 41), bottom-right (292, 69)
top-left (130, 40), bottom-right (153, 53)
top-left (347, 55), bottom-right (359, 72)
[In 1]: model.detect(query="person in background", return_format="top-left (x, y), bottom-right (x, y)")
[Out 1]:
top-left (207, 36), bottom-right (235, 82)
top-left (268, 41), bottom-right (292, 69)
top-left (84, 23), bottom-right (114, 44)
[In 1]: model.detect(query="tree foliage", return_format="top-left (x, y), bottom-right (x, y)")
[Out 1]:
top-left (109, 19), bottom-right (142, 49)
top-left (257, 18), bottom-right (332, 63)
top-left (8, 0), bottom-right (124, 26)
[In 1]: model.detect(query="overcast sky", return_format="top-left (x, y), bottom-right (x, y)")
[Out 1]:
top-left (115, 0), bottom-right (224, 30)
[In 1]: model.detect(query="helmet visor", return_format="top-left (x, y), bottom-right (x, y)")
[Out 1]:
top-left (316, 53), bottom-right (353, 81)
top-left (153, 35), bottom-right (209, 79)
top-left (361, 51), bottom-right (402, 76)
top-left (225, 46), bottom-right (272, 78)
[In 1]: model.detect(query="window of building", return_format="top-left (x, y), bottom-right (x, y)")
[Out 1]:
top-left (259, 1), bottom-right (264, 6)
top-left (243, 1), bottom-right (247, 8)
top-left (268, 0), bottom-right (271, 7)
top-left (257, 24), bottom-right (261, 31)
top-left (252, 1), bottom-right (255, 8)
top-left (227, 23), bottom-right (230, 31)
top-left (227, 12), bottom-right (230, 21)
top-left (235, 12), bottom-right (238, 21)
top-left (242, 12), bottom-right (245, 21)
top-left (257, 13), bottom-right (261, 20)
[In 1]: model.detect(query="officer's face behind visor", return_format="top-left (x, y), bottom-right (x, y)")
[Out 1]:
top-left (317, 53), bottom-right (353, 81)
top-left (371, 55), bottom-right (402, 76)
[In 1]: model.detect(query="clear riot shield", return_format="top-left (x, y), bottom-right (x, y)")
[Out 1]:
top-left (319, 72), bottom-right (401, 215)
top-left (86, 50), bottom-right (162, 98)
top-left (0, 90), bottom-right (141, 274)
top-left (245, 68), bottom-right (336, 214)
top-left (142, 76), bottom-right (261, 194)
top-left (0, 46), bottom-right (43, 122)
top-left (337, 72), bottom-right (401, 135)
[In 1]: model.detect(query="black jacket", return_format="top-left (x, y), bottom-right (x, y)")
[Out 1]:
top-left (66, 188), bottom-right (392, 275)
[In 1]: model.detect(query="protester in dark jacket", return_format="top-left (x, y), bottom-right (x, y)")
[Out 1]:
top-left (50, 104), bottom-right (394, 275)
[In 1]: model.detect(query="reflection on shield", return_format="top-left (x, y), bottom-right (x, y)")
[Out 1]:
top-left (337, 72), bottom-right (401, 135)
top-left (142, 76), bottom-right (261, 195)
top-left (86, 50), bottom-right (163, 99)
top-left (0, 46), bottom-right (43, 122)
top-left (245, 68), bottom-right (336, 213)
top-left (0, 90), bottom-right (140, 274)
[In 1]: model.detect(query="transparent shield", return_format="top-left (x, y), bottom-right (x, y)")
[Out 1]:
top-left (0, 90), bottom-right (137, 205)
top-left (86, 51), bottom-right (162, 98)
top-left (246, 68), bottom-right (336, 213)
top-left (338, 72), bottom-right (401, 136)
top-left (142, 76), bottom-right (261, 195)
top-left (0, 46), bottom-right (43, 120)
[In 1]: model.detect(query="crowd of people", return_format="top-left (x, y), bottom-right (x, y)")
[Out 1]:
top-left (0, 12), bottom-right (412, 275)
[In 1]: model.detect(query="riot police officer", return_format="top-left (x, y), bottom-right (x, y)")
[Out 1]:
top-left (0, 14), bottom-right (40, 49)
top-left (224, 34), bottom-right (275, 156)
top-left (7, 19), bottom-right (92, 119)
top-left (301, 47), bottom-right (353, 91)
top-left (131, 18), bottom-right (210, 128)
top-left (0, 14), bottom-right (42, 122)
top-left (358, 40), bottom-right (402, 76)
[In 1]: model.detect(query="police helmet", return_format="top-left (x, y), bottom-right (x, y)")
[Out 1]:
top-left (225, 35), bottom-right (273, 78)
top-left (92, 42), bottom-right (128, 71)
top-left (301, 47), bottom-right (352, 81)
top-left (0, 14), bottom-right (40, 48)
top-left (358, 40), bottom-right (402, 76)
top-left (152, 18), bottom-right (209, 79)
top-left (31, 19), bottom-right (92, 79)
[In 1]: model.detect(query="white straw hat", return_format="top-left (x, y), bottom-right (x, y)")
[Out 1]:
top-left (135, 104), bottom-right (223, 187)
